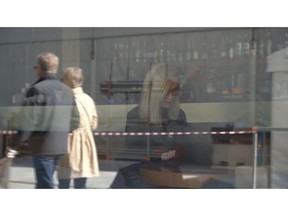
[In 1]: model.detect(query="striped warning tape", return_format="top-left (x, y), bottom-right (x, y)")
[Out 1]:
top-left (93, 130), bottom-right (254, 136)
top-left (0, 130), bottom-right (256, 136)
top-left (0, 130), bottom-right (18, 135)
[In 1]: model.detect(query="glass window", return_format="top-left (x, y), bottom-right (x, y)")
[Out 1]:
top-left (1, 27), bottom-right (288, 189)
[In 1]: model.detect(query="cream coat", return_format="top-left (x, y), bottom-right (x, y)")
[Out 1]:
top-left (57, 87), bottom-right (99, 179)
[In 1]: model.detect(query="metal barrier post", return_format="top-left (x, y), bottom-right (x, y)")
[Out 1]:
top-left (252, 127), bottom-right (258, 189)
top-left (146, 134), bottom-right (150, 161)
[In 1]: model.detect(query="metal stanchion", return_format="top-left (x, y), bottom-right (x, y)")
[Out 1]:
top-left (146, 134), bottom-right (150, 161)
top-left (252, 127), bottom-right (258, 189)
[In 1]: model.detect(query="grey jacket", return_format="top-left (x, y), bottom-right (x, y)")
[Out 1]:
top-left (11, 73), bottom-right (80, 155)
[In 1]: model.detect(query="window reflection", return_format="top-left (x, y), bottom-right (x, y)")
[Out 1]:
top-left (3, 27), bottom-right (288, 188)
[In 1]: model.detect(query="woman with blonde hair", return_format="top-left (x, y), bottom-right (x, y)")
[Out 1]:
top-left (125, 64), bottom-right (187, 160)
top-left (110, 64), bottom-right (187, 188)
top-left (139, 63), bottom-right (182, 124)
top-left (57, 67), bottom-right (99, 189)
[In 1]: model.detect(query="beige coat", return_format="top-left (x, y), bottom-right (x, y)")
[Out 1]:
top-left (57, 87), bottom-right (100, 179)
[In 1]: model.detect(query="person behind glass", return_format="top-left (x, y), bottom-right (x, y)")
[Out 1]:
top-left (8, 52), bottom-right (80, 189)
top-left (57, 67), bottom-right (100, 189)
top-left (110, 64), bottom-right (187, 188)
top-left (126, 63), bottom-right (187, 161)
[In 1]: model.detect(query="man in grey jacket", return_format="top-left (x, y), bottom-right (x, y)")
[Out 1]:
top-left (10, 52), bottom-right (80, 188)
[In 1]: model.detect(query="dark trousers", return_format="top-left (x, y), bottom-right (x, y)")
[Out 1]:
top-left (58, 178), bottom-right (87, 189)
top-left (32, 155), bottom-right (61, 189)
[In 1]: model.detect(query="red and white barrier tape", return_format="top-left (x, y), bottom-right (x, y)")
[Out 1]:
top-left (0, 130), bottom-right (18, 135)
top-left (0, 130), bottom-right (254, 136)
top-left (93, 130), bottom-right (253, 136)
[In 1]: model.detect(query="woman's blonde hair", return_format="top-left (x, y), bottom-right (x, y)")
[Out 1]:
top-left (61, 67), bottom-right (83, 88)
top-left (139, 64), bottom-right (180, 125)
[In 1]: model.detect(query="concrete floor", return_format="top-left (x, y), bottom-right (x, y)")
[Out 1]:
top-left (2, 156), bottom-right (135, 189)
